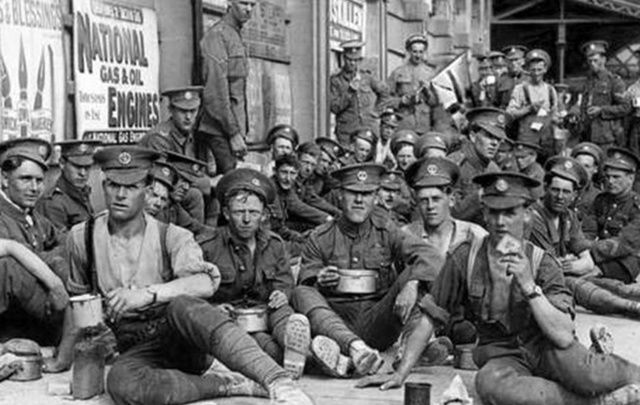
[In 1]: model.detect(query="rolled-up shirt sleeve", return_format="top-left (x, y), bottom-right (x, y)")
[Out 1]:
top-left (536, 253), bottom-right (575, 319)
top-left (166, 224), bottom-right (219, 282)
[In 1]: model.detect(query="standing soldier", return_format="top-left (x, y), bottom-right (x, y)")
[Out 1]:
top-left (571, 142), bottom-right (603, 234)
top-left (199, 0), bottom-right (257, 173)
top-left (469, 54), bottom-right (498, 108)
top-left (330, 41), bottom-right (390, 147)
top-left (448, 107), bottom-right (504, 225)
top-left (570, 40), bottom-right (631, 152)
top-left (36, 140), bottom-right (101, 231)
top-left (388, 34), bottom-right (447, 135)
top-left (502, 45), bottom-right (528, 87)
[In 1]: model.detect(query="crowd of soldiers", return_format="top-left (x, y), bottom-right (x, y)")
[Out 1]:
top-left (4, 1), bottom-right (640, 404)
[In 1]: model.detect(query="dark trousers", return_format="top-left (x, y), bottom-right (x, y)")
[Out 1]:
top-left (0, 257), bottom-right (63, 345)
top-left (291, 270), bottom-right (414, 353)
top-left (475, 338), bottom-right (640, 405)
top-left (196, 131), bottom-right (237, 174)
top-left (107, 296), bottom-right (288, 405)
top-left (250, 304), bottom-right (294, 364)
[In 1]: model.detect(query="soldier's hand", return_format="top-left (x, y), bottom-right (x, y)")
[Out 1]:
top-left (105, 287), bottom-right (154, 322)
top-left (394, 280), bottom-right (418, 324)
top-left (587, 106), bottom-right (602, 117)
top-left (500, 253), bottom-right (535, 293)
top-left (268, 290), bottom-right (288, 309)
top-left (219, 303), bottom-right (235, 316)
top-left (349, 76), bottom-right (361, 91)
top-left (229, 133), bottom-right (248, 158)
top-left (316, 265), bottom-right (340, 288)
top-left (355, 372), bottom-right (405, 391)
top-left (400, 94), bottom-right (413, 106)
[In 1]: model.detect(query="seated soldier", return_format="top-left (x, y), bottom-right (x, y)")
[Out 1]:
top-left (415, 132), bottom-right (448, 159)
top-left (263, 124), bottom-right (299, 177)
top-left (296, 142), bottom-right (341, 217)
top-left (495, 138), bottom-right (517, 171)
top-left (0, 138), bottom-right (68, 344)
top-left (340, 127), bottom-right (378, 166)
top-left (374, 170), bottom-right (410, 226)
top-left (389, 129), bottom-right (417, 172)
top-left (571, 142), bottom-right (603, 236)
top-left (272, 154), bottom-right (332, 233)
top-left (36, 140), bottom-right (101, 231)
top-left (514, 139), bottom-right (544, 200)
top-left (64, 145), bottom-right (312, 405)
top-left (162, 151), bottom-right (208, 225)
top-left (199, 168), bottom-right (312, 378)
top-left (291, 163), bottom-right (440, 390)
top-left (419, 171), bottom-right (640, 405)
top-left (402, 157), bottom-right (487, 351)
top-left (529, 157), bottom-right (640, 321)
top-left (584, 148), bottom-right (640, 284)
top-left (312, 137), bottom-right (343, 197)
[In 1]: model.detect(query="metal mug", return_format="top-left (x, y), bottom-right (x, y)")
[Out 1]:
top-left (336, 269), bottom-right (378, 294)
top-left (405, 381), bottom-right (431, 405)
top-left (232, 306), bottom-right (268, 333)
top-left (70, 294), bottom-right (104, 329)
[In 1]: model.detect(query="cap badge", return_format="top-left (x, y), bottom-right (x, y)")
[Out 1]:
top-left (162, 167), bottom-right (171, 177)
top-left (434, 136), bottom-right (442, 143)
top-left (118, 151), bottom-right (132, 166)
top-left (388, 173), bottom-right (396, 181)
top-left (184, 91), bottom-right (192, 100)
top-left (497, 114), bottom-right (505, 125)
top-left (564, 161), bottom-right (573, 169)
top-left (356, 170), bottom-right (368, 182)
top-left (192, 163), bottom-right (201, 173)
top-left (426, 164), bottom-right (439, 175)
top-left (613, 152), bottom-right (622, 160)
top-left (38, 145), bottom-right (48, 157)
top-left (495, 179), bottom-right (509, 193)
top-left (78, 144), bottom-right (88, 153)
top-left (251, 178), bottom-right (260, 187)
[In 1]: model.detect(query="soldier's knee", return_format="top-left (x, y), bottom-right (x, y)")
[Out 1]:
top-left (475, 363), bottom-right (514, 402)
top-left (290, 286), bottom-right (328, 314)
top-left (107, 360), bottom-right (146, 405)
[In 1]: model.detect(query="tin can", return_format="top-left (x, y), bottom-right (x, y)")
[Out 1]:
top-left (404, 381), bottom-right (431, 405)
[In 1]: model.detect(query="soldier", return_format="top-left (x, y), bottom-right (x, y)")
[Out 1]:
top-left (389, 129), bottom-right (417, 172)
top-left (330, 41), bottom-right (390, 147)
top-left (448, 107), bottom-right (504, 225)
top-left (340, 127), bottom-right (378, 166)
top-left (296, 142), bottom-right (341, 217)
top-left (514, 140), bottom-right (544, 200)
top-left (311, 137), bottom-right (343, 196)
top-left (263, 124), bottom-right (299, 177)
top-left (0, 138), bottom-right (68, 344)
top-left (65, 145), bottom-right (313, 405)
top-left (529, 156), bottom-right (640, 320)
top-left (469, 54), bottom-right (498, 108)
top-left (376, 107), bottom-right (399, 168)
top-left (199, 168), bottom-right (312, 377)
top-left (570, 40), bottom-right (631, 151)
top-left (374, 170), bottom-right (410, 226)
top-left (199, 0), bottom-right (257, 173)
top-left (489, 51), bottom-right (510, 108)
top-left (503, 45), bottom-right (528, 86)
top-left (416, 132), bottom-right (448, 159)
top-left (585, 147), bottom-right (640, 284)
top-left (388, 34), bottom-right (448, 135)
top-left (291, 163), bottom-right (439, 389)
top-left (495, 138), bottom-right (517, 171)
top-left (138, 86), bottom-right (203, 159)
top-left (145, 161), bottom-right (176, 218)
top-left (163, 151), bottom-right (209, 225)
top-left (507, 49), bottom-right (559, 160)
top-left (36, 139), bottom-right (101, 231)
top-left (571, 142), bottom-right (603, 234)
top-left (419, 171), bottom-right (640, 405)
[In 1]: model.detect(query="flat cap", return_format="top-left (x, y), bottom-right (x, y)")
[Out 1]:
top-left (380, 170), bottom-right (404, 191)
top-left (216, 167), bottom-right (276, 205)
top-left (94, 146), bottom-right (159, 185)
top-left (390, 129), bottom-right (418, 156)
top-left (405, 33), bottom-right (428, 50)
top-left (56, 139), bottom-right (102, 166)
top-left (405, 156), bottom-right (460, 189)
top-left (544, 156), bottom-right (588, 189)
top-left (150, 161), bottom-right (178, 190)
top-left (571, 142), bottom-right (603, 165)
top-left (526, 49), bottom-right (551, 66)
top-left (514, 140), bottom-right (541, 153)
top-left (466, 107), bottom-right (507, 140)
top-left (340, 40), bottom-right (365, 59)
top-left (266, 124), bottom-right (299, 148)
top-left (351, 127), bottom-right (378, 146)
top-left (502, 45), bottom-right (528, 60)
top-left (315, 137), bottom-right (344, 161)
top-left (582, 40), bottom-right (608, 57)
top-left (162, 86), bottom-right (203, 110)
top-left (603, 147), bottom-right (640, 173)
top-left (165, 151), bottom-right (207, 183)
top-left (473, 171), bottom-right (540, 209)
top-left (331, 163), bottom-right (386, 192)
top-left (380, 107), bottom-right (400, 127)
top-left (416, 132), bottom-right (448, 157)
top-left (0, 137), bottom-right (52, 170)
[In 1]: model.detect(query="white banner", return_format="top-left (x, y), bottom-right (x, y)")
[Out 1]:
top-left (74, 0), bottom-right (160, 144)
top-left (0, 0), bottom-right (65, 142)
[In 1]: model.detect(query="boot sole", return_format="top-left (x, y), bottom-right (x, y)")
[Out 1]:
top-left (311, 336), bottom-right (351, 378)
top-left (283, 314), bottom-right (311, 379)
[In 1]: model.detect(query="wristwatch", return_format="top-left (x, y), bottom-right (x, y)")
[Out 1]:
top-left (525, 285), bottom-right (543, 301)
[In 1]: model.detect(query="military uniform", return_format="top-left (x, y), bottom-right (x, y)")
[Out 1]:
top-left (199, 13), bottom-right (249, 173)
top-left (37, 176), bottom-right (93, 231)
top-left (574, 41), bottom-right (631, 149)
top-left (387, 62), bottom-right (438, 135)
top-left (139, 118), bottom-right (197, 158)
top-left (468, 55), bottom-right (499, 108)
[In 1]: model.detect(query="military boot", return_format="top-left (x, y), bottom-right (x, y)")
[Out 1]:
top-left (310, 335), bottom-right (351, 377)
top-left (269, 377), bottom-right (315, 405)
top-left (590, 277), bottom-right (640, 301)
top-left (349, 340), bottom-right (384, 376)
top-left (283, 314), bottom-right (311, 379)
top-left (213, 371), bottom-right (269, 398)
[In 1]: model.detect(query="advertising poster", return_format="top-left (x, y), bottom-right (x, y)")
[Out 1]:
top-left (0, 0), bottom-right (66, 142)
top-left (74, 0), bottom-right (160, 144)
top-left (329, 0), bottom-right (365, 51)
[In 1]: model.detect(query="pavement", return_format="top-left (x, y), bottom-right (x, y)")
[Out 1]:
top-left (1, 308), bottom-right (639, 405)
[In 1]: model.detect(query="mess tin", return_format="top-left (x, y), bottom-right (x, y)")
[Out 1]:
top-left (233, 306), bottom-right (268, 333)
top-left (70, 294), bottom-right (104, 329)
top-left (4, 339), bottom-right (43, 381)
top-left (336, 269), bottom-right (378, 294)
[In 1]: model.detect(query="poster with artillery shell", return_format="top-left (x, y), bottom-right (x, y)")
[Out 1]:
top-left (74, 0), bottom-right (160, 144)
top-left (0, 0), bottom-right (65, 142)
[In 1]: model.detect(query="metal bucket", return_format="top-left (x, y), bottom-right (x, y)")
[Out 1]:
top-left (70, 294), bottom-right (104, 329)
top-left (233, 306), bottom-right (268, 333)
top-left (336, 269), bottom-right (378, 294)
